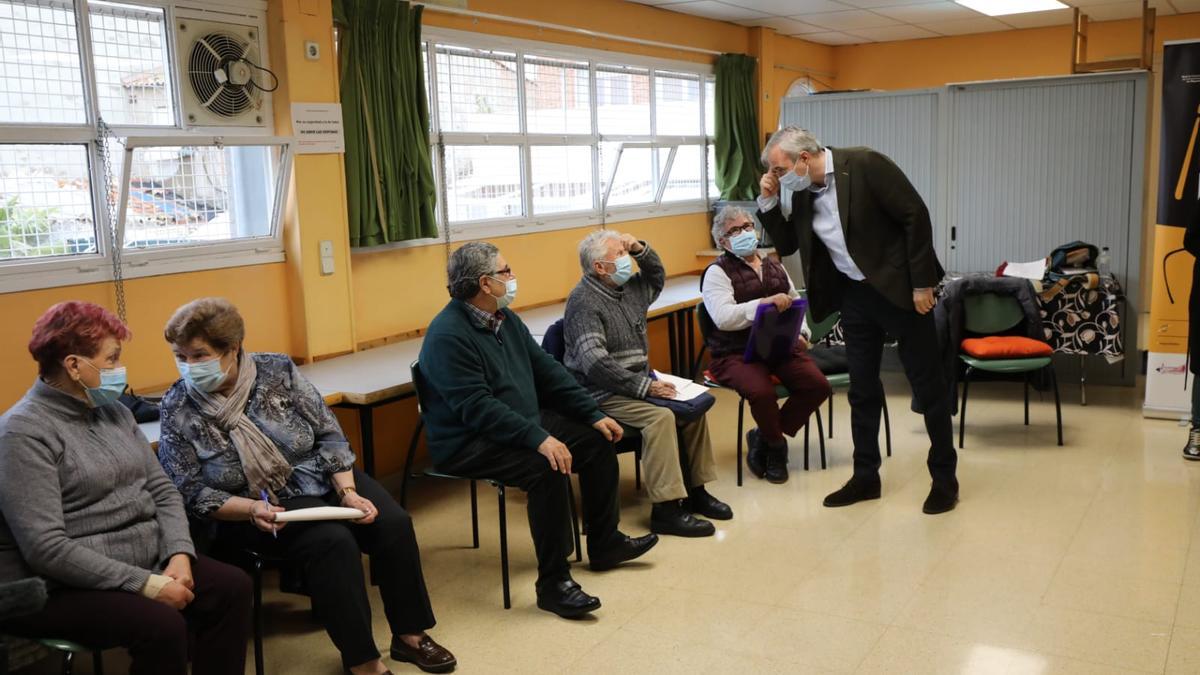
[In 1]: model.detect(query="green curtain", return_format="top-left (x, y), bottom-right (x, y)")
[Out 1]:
top-left (334, 0), bottom-right (437, 246)
top-left (714, 53), bottom-right (761, 201)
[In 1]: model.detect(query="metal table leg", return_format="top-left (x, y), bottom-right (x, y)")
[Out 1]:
top-left (1079, 355), bottom-right (1087, 407)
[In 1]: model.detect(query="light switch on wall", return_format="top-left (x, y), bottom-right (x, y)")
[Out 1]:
top-left (319, 240), bottom-right (335, 276)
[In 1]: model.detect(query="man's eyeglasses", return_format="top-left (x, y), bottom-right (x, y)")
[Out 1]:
top-left (489, 267), bottom-right (514, 278)
top-left (724, 222), bottom-right (755, 237)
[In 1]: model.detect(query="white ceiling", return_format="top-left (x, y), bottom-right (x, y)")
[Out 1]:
top-left (627, 0), bottom-right (1200, 45)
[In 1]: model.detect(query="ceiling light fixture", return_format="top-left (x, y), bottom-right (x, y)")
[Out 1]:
top-left (954, 0), bottom-right (1068, 16)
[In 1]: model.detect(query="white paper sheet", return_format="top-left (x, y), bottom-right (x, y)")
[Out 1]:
top-left (651, 370), bottom-right (711, 401)
top-left (272, 506), bottom-right (366, 523)
top-left (1001, 258), bottom-right (1047, 280)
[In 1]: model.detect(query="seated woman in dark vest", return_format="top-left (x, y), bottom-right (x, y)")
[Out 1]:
top-left (701, 205), bottom-right (831, 485)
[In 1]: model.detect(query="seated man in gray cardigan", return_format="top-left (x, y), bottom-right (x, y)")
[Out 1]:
top-left (564, 230), bottom-right (731, 537)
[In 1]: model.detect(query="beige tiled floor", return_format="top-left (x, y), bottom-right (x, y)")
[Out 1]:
top-left (45, 375), bottom-right (1200, 674)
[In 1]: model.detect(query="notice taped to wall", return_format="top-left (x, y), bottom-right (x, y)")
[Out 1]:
top-left (291, 103), bottom-right (345, 154)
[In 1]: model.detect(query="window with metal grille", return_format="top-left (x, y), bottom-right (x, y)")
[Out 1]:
top-left (0, 0), bottom-right (284, 294)
top-left (121, 143), bottom-right (279, 249)
top-left (443, 145), bottom-right (523, 222)
top-left (422, 29), bottom-right (713, 238)
top-left (88, 1), bottom-right (174, 126)
top-left (655, 71), bottom-right (700, 136)
top-left (0, 0), bottom-right (87, 124)
top-left (435, 44), bottom-right (519, 133)
top-left (662, 144), bottom-right (703, 203)
top-left (596, 64), bottom-right (649, 135)
top-left (530, 145), bottom-right (592, 215)
top-left (0, 144), bottom-right (95, 259)
top-left (525, 55), bottom-right (590, 135)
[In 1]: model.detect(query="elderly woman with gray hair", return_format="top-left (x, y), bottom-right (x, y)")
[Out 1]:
top-left (156, 298), bottom-right (455, 675)
top-left (701, 205), bottom-right (830, 485)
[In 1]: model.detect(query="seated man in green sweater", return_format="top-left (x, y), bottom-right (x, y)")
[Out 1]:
top-left (418, 242), bottom-right (659, 619)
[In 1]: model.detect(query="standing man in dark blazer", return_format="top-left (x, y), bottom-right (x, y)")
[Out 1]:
top-left (756, 126), bottom-right (958, 514)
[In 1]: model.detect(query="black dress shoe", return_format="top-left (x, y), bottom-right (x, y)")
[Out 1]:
top-left (922, 484), bottom-right (959, 515)
top-left (651, 500), bottom-right (715, 537)
top-left (390, 634), bottom-right (457, 673)
top-left (746, 428), bottom-right (766, 479)
top-left (588, 533), bottom-right (659, 571)
top-left (823, 475), bottom-right (882, 507)
top-left (687, 485), bottom-right (732, 520)
top-left (535, 578), bottom-right (601, 619)
top-left (764, 446), bottom-right (789, 484)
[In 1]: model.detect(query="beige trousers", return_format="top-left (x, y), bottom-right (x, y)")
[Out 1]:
top-left (598, 395), bottom-right (718, 503)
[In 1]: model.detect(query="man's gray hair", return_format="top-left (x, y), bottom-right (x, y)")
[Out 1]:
top-left (711, 205), bottom-right (751, 247)
top-left (761, 126), bottom-right (822, 167)
top-left (447, 241), bottom-right (500, 299)
top-left (578, 230), bottom-right (621, 275)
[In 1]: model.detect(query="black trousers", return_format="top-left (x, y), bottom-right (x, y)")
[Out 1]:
top-left (436, 410), bottom-right (621, 587)
top-left (0, 555), bottom-right (250, 675)
top-left (840, 280), bottom-right (958, 488)
top-left (218, 469), bottom-right (435, 670)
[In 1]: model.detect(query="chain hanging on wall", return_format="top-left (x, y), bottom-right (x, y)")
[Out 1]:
top-left (96, 118), bottom-right (127, 323)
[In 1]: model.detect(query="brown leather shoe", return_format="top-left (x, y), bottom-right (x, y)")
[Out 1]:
top-left (390, 634), bottom-right (457, 673)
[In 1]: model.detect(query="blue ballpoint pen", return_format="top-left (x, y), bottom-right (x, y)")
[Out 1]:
top-left (259, 489), bottom-right (277, 539)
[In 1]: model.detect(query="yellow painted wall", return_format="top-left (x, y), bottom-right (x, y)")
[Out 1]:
top-left (269, 0), bottom-right (356, 360)
top-left (0, 264), bottom-right (293, 410)
top-left (352, 213), bottom-right (713, 343)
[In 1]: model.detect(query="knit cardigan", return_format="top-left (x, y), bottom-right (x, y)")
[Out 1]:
top-left (563, 243), bottom-right (665, 402)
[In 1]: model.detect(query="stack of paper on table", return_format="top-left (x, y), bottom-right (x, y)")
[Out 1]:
top-left (1000, 258), bottom-right (1047, 280)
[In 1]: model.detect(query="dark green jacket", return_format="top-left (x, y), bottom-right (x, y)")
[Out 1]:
top-left (758, 146), bottom-right (944, 323)
top-left (417, 300), bottom-right (604, 466)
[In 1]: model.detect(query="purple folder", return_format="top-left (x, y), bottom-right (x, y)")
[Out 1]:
top-left (743, 298), bottom-right (808, 364)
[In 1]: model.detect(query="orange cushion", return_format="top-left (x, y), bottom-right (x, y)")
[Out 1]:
top-left (961, 336), bottom-right (1053, 359)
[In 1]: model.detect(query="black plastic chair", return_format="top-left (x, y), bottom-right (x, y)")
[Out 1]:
top-left (400, 362), bottom-right (582, 610)
top-left (540, 319), bottom-right (644, 489)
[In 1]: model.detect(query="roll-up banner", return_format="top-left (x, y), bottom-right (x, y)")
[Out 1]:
top-left (1147, 40), bottom-right (1200, 418)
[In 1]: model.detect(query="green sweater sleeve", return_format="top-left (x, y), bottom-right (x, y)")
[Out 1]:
top-left (422, 329), bottom-right (551, 451)
top-left (519, 319), bottom-right (605, 424)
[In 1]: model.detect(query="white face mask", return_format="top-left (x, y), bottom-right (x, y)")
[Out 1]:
top-left (779, 159), bottom-right (812, 193)
top-left (488, 277), bottom-right (517, 310)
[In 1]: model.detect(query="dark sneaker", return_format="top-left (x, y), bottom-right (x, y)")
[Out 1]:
top-left (1185, 427), bottom-right (1200, 461)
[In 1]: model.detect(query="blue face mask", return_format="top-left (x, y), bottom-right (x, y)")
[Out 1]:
top-left (78, 359), bottom-right (127, 408)
top-left (489, 277), bottom-right (518, 310)
top-left (606, 255), bottom-right (634, 286)
top-left (728, 230), bottom-right (759, 257)
top-left (177, 357), bottom-right (228, 394)
top-left (779, 160), bottom-right (812, 193)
